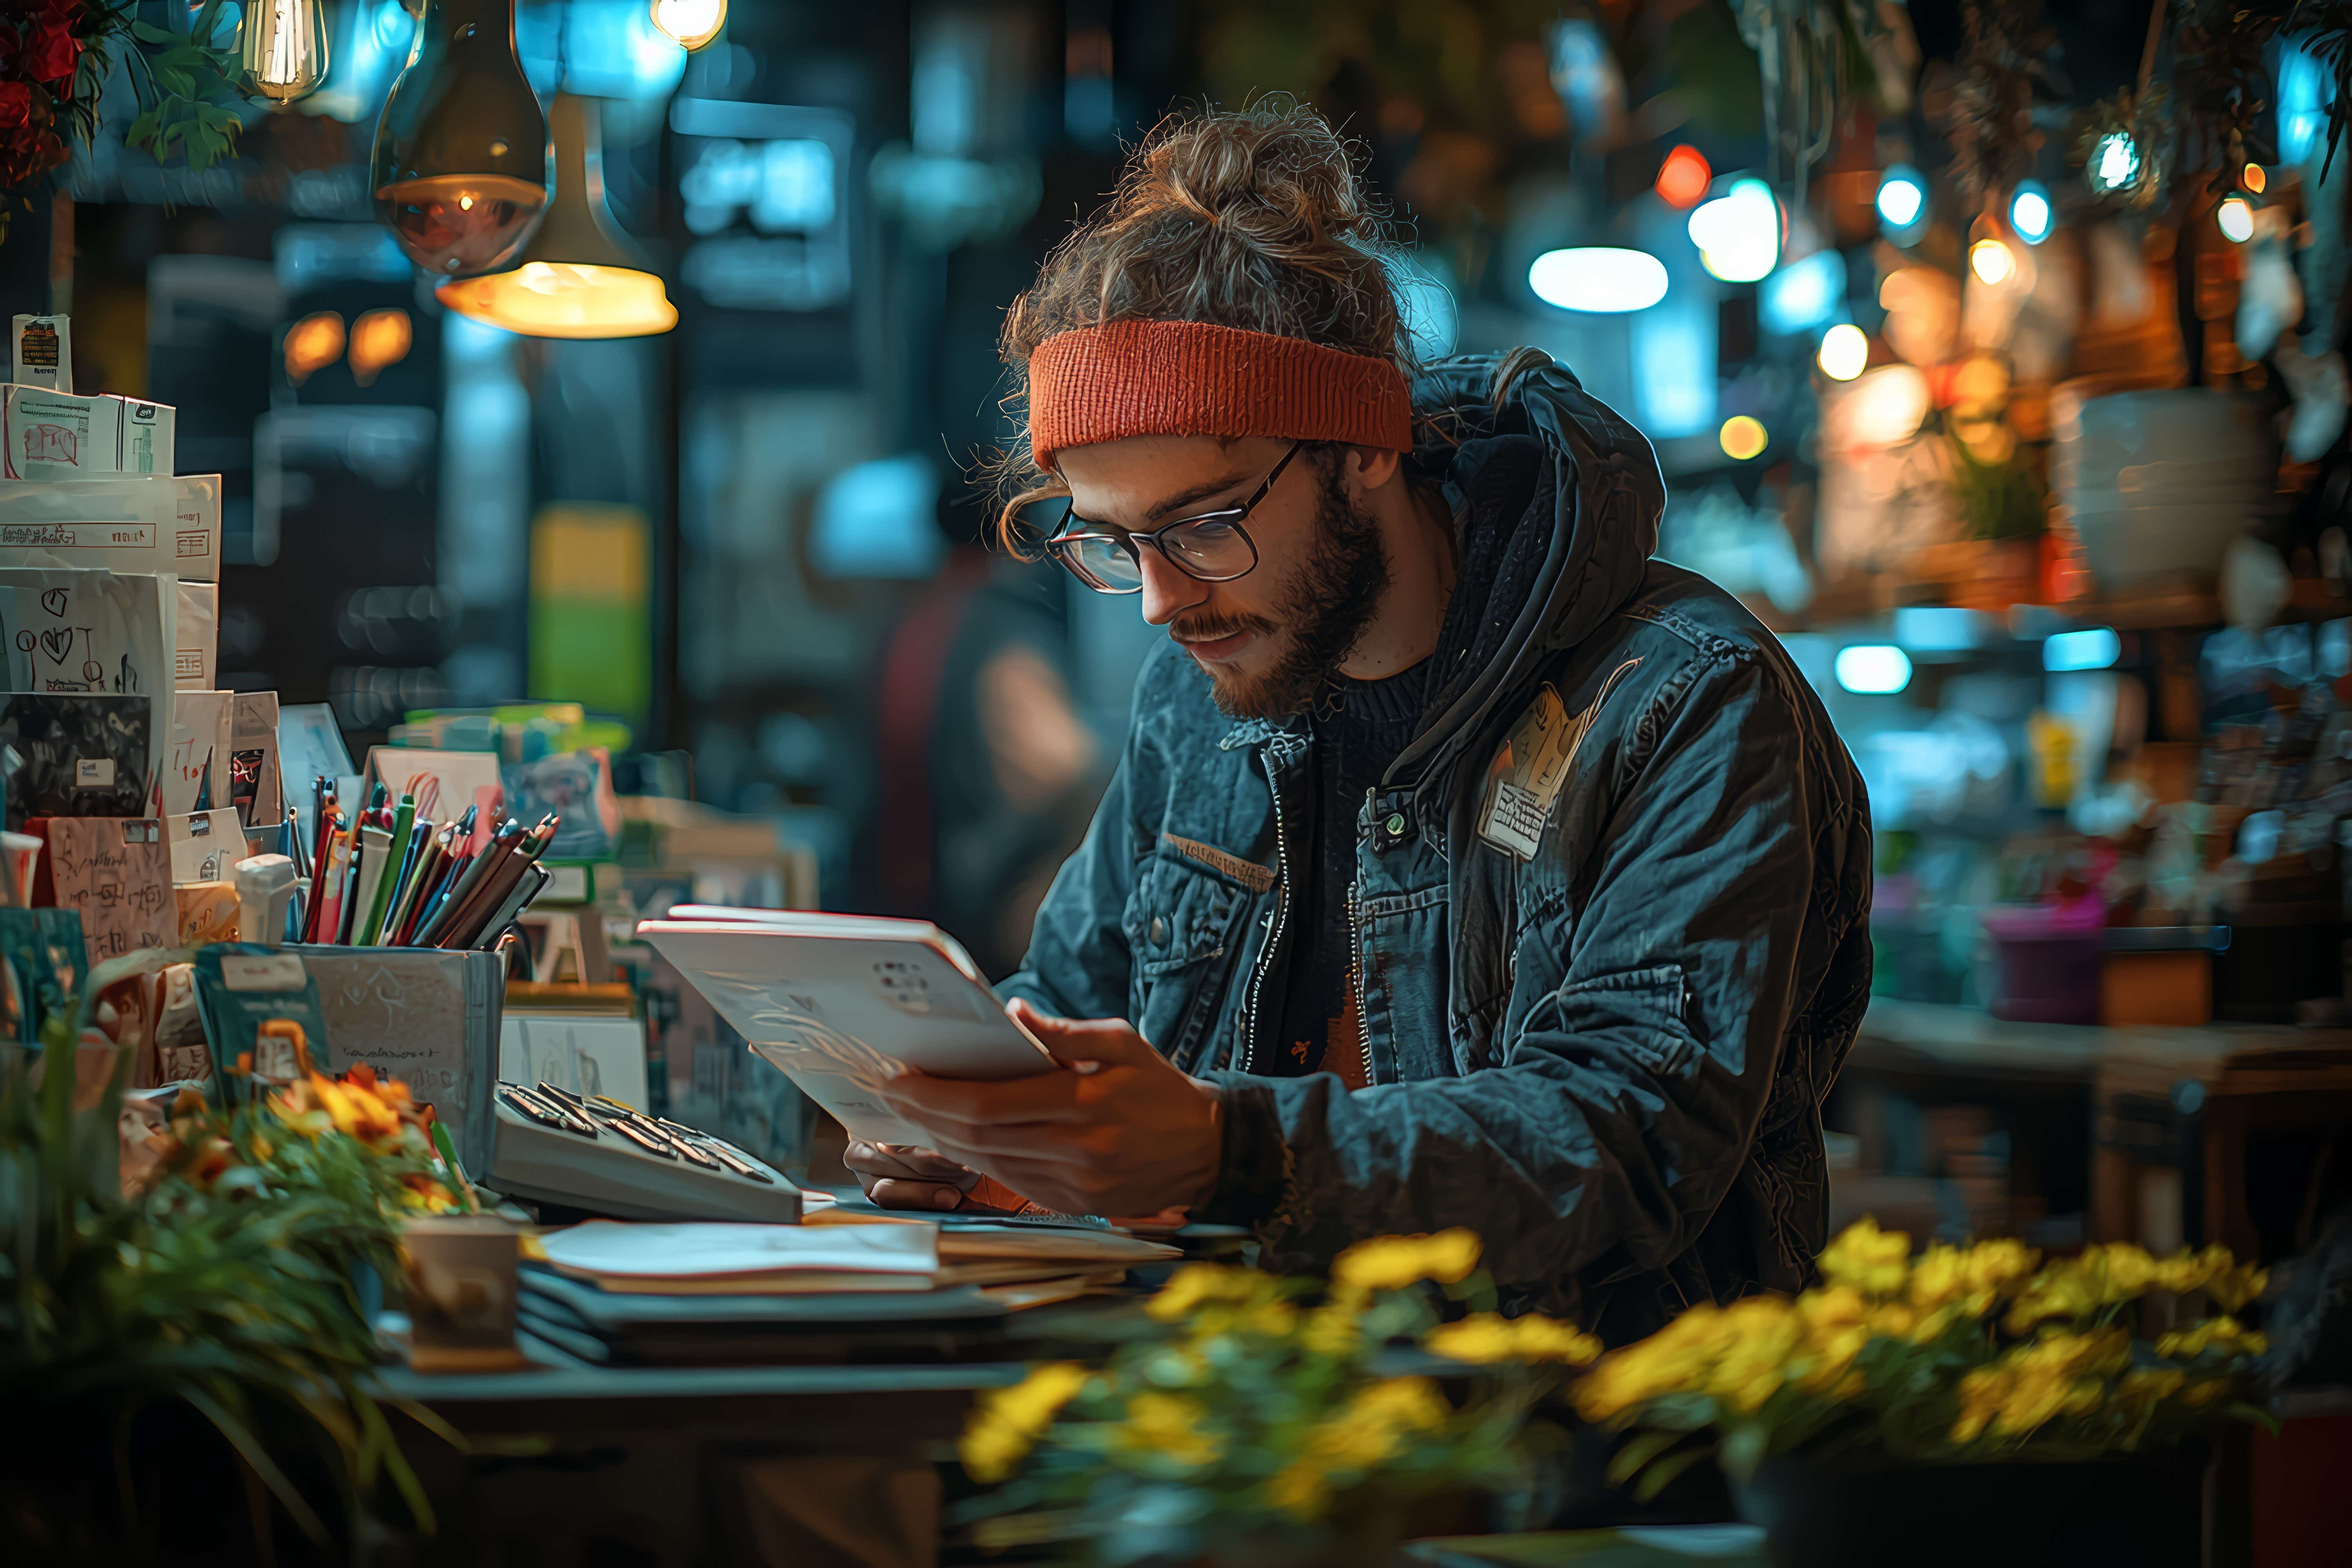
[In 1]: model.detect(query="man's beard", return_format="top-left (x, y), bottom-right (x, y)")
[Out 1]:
top-left (1173, 456), bottom-right (1392, 721)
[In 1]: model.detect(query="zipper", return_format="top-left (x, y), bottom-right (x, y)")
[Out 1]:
top-left (1239, 743), bottom-right (1296, 1074)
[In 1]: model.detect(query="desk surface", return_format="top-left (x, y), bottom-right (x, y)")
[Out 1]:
top-left (1851, 998), bottom-right (2352, 1087)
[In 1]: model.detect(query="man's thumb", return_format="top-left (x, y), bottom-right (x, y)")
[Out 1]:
top-left (1007, 998), bottom-right (1151, 1066)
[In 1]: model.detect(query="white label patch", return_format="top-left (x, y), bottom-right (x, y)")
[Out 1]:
top-left (74, 757), bottom-right (115, 788)
top-left (1476, 659), bottom-right (1642, 860)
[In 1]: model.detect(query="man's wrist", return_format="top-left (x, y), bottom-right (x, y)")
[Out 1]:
top-left (1186, 1076), bottom-right (1225, 1212)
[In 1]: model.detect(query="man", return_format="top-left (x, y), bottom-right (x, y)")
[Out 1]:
top-left (846, 105), bottom-right (1871, 1336)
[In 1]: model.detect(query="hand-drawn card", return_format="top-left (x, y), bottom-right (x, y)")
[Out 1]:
top-left (0, 694), bottom-right (152, 827)
top-left (501, 748), bottom-right (619, 861)
top-left (229, 691), bottom-right (281, 829)
top-left (44, 816), bottom-right (176, 971)
top-left (0, 474), bottom-right (221, 582)
top-left (0, 568), bottom-right (176, 769)
top-left (279, 703), bottom-right (354, 850)
top-left (161, 689), bottom-right (231, 818)
top-left (370, 746), bottom-right (504, 850)
top-left (167, 808), bottom-right (248, 884)
top-left (176, 581), bottom-right (216, 691)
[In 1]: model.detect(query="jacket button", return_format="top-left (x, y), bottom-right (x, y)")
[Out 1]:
top-left (1149, 916), bottom-right (1167, 945)
top-left (1383, 812), bottom-right (1407, 837)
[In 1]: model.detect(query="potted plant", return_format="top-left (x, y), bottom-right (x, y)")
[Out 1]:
top-left (2, 951), bottom-right (460, 1560)
top-left (1573, 1218), bottom-right (2272, 1568)
top-left (955, 1230), bottom-right (1601, 1567)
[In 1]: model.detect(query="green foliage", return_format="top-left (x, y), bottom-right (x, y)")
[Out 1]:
top-left (1947, 433), bottom-right (2048, 542)
top-left (0, 952), bottom-right (445, 1553)
top-left (122, 0), bottom-right (247, 169)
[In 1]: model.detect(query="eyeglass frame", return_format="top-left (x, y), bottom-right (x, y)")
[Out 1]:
top-left (1040, 439), bottom-right (1309, 595)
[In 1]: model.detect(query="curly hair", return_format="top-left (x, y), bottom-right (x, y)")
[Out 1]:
top-left (989, 99), bottom-right (1415, 551)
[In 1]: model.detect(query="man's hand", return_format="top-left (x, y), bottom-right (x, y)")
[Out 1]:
top-left (867, 998), bottom-right (1224, 1218)
top-left (842, 1140), bottom-right (980, 1211)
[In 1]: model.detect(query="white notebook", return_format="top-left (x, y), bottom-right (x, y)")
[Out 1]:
top-left (635, 912), bottom-right (1056, 1146)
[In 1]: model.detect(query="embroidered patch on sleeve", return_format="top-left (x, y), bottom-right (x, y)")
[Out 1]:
top-left (1475, 659), bottom-right (1642, 860)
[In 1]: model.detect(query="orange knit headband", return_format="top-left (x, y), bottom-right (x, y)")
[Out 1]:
top-left (1027, 318), bottom-right (1415, 471)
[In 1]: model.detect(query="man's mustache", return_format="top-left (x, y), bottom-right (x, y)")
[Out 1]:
top-left (1171, 611), bottom-right (1278, 645)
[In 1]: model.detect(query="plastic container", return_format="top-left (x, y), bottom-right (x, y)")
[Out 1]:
top-left (1980, 898), bottom-right (2105, 1024)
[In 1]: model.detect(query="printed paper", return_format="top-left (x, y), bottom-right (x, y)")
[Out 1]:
top-left (45, 816), bottom-right (176, 969)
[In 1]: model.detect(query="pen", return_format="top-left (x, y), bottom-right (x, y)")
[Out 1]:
top-left (471, 860), bottom-right (550, 951)
top-left (448, 814), bottom-right (557, 949)
top-left (413, 817), bottom-right (519, 947)
top-left (356, 796), bottom-right (413, 946)
top-left (383, 824), bottom-right (448, 946)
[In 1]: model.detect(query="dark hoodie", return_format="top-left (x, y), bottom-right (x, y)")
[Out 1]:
top-left (999, 352), bottom-right (1874, 1340)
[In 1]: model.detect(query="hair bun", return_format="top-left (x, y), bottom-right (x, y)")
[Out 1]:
top-left (1137, 100), bottom-right (1375, 248)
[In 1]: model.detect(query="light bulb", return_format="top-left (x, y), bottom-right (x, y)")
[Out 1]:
top-left (2091, 132), bottom-right (2139, 194)
top-left (239, 0), bottom-right (330, 103)
top-left (1817, 323), bottom-right (1868, 381)
top-left (2217, 196), bottom-right (2254, 243)
top-left (1688, 178), bottom-right (1780, 283)
top-left (2009, 180), bottom-right (2053, 244)
top-left (1969, 238), bottom-right (2016, 285)
top-left (2244, 163), bottom-right (2267, 194)
top-left (1876, 166), bottom-right (1927, 229)
top-left (1719, 416), bottom-right (1768, 461)
top-left (1527, 248), bottom-right (1669, 313)
top-left (651, 0), bottom-right (726, 49)
top-left (1655, 145), bottom-right (1711, 209)
top-left (370, 0), bottom-right (551, 277)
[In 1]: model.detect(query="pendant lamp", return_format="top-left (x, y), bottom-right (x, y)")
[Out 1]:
top-left (369, 0), bottom-right (550, 278)
top-left (436, 94), bottom-right (679, 338)
top-left (238, 0), bottom-right (330, 102)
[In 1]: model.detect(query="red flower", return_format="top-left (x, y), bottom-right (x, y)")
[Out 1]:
top-left (0, 82), bottom-right (30, 132)
top-left (21, 20), bottom-right (77, 85)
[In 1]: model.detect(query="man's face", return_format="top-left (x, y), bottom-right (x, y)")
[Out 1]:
top-left (1054, 434), bottom-right (1390, 719)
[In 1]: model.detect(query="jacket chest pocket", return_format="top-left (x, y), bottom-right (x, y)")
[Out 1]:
top-left (1123, 841), bottom-right (1262, 1071)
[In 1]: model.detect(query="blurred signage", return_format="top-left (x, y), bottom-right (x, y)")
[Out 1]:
top-left (670, 98), bottom-right (855, 312)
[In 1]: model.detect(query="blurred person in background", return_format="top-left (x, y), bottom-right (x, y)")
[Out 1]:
top-left (849, 103), bottom-right (1872, 1341)
top-left (870, 487), bottom-right (1107, 978)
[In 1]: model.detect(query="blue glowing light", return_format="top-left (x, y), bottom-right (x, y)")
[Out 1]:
top-left (2009, 180), bottom-right (2053, 244)
top-left (1876, 165), bottom-right (1928, 235)
top-left (1760, 249), bottom-right (1846, 334)
top-left (2043, 627), bottom-right (2121, 672)
top-left (1835, 644), bottom-right (1913, 695)
top-left (1527, 247), bottom-right (1670, 313)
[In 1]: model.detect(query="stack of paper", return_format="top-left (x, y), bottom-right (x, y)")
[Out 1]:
top-left (537, 1215), bottom-right (1181, 1299)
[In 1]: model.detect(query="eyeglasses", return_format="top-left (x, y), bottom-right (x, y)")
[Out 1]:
top-left (1042, 441), bottom-right (1307, 595)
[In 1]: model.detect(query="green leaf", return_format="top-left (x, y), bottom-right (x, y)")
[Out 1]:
top-left (1604, 1426), bottom-right (1688, 1488)
top-left (1717, 1421), bottom-right (1769, 1485)
top-left (1628, 1443), bottom-right (1717, 1504)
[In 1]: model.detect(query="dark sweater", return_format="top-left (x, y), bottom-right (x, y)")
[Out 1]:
top-left (1267, 657), bottom-right (1430, 1084)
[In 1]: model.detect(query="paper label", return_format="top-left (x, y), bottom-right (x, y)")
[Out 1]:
top-left (0, 523), bottom-right (150, 549)
top-left (221, 952), bottom-right (307, 993)
top-left (1475, 659), bottom-right (1642, 861)
top-left (75, 757), bottom-right (114, 788)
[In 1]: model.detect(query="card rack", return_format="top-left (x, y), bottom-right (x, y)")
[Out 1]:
top-left (489, 1080), bottom-right (804, 1224)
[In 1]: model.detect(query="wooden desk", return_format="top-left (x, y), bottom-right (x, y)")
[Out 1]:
top-left (1846, 1000), bottom-right (2352, 1261)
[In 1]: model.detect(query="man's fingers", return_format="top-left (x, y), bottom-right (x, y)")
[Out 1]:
top-left (843, 1140), bottom-right (977, 1183)
top-left (866, 1178), bottom-right (969, 1211)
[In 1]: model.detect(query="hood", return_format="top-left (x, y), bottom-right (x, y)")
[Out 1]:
top-left (1384, 350), bottom-right (1667, 802)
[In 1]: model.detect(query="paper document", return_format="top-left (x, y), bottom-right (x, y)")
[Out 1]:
top-left (539, 1219), bottom-right (939, 1284)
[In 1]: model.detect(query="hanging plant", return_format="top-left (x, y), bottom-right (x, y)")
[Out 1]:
top-left (1941, 0), bottom-right (2058, 204)
top-left (2169, 0), bottom-right (2283, 194)
top-left (2073, 85), bottom-right (2169, 209)
top-left (0, 0), bottom-right (246, 241)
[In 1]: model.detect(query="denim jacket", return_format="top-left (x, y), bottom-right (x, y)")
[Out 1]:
top-left (998, 353), bottom-right (1874, 1341)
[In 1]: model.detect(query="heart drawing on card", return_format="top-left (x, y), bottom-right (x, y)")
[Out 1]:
top-left (39, 589), bottom-right (68, 617)
top-left (38, 628), bottom-right (71, 664)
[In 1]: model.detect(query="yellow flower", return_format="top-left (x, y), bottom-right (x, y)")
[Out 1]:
top-left (2156, 1316), bottom-right (2270, 1361)
top-left (1425, 1312), bottom-right (1602, 1367)
top-left (1146, 1263), bottom-right (1262, 1322)
top-left (1818, 1218), bottom-right (1911, 1297)
top-left (1332, 1230), bottom-right (1483, 1292)
top-left (1947, 1328), bottom-right (2130, 1444)
top-left (958, 1362), bottom-right (1089, 1483)
top-left (2004, 1244), bottom-right (2171, 1332)
top-left (1114, 1392), bottom-right (1221, 1470)
top-left (1299, 1301), bottom-right (1361, 1359)
top-left (1263, 1376), bottom-right (1451, 1521)
top-left (1908, 1238), bottom-right (2039, 1319)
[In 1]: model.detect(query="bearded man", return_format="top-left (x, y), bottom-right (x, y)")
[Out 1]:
top-left (846, 104), bottom-right (1873, 1338)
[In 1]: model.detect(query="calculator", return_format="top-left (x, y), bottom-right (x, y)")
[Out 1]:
top-left (488, 1080), bottom-right (804, 1223)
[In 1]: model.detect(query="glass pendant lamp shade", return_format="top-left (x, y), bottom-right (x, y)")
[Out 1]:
top-left (369, 0), bottom-right (550, 278)
top-left (650, 0), bottom-right (726, 50)
top-left (239, 0), bottom-right (330, 102)
top-left (436, 94), bottom-right (678, 338)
